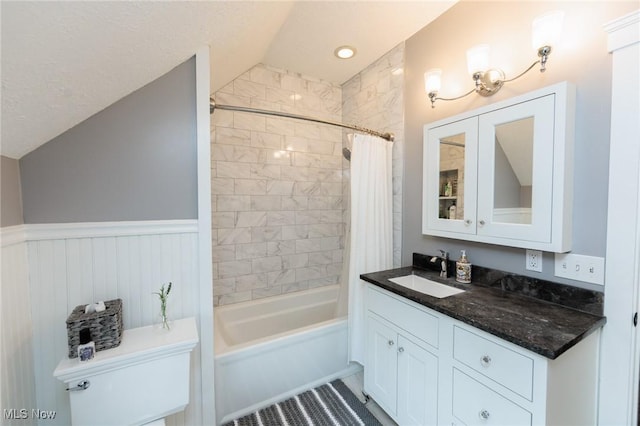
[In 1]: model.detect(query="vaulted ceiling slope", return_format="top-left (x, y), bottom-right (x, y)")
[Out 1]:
top-left (1, 1), bottom-right (456, 159)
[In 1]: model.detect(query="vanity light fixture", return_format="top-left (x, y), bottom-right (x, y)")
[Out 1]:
top-left (334, 45), bottom-right (357, 59)
top-left (425, 10), bottom-right (564, 108)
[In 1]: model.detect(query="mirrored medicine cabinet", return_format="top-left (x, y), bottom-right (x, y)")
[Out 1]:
top-left (423, 82), bottom-right (576, 252)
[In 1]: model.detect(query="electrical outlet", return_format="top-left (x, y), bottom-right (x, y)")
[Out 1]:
top-left (526, 249), bottom-right (543, 272)
top-left (554, 253), bottom-right (605, 285)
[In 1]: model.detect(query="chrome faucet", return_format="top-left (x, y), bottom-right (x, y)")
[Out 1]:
top-left (430, 250), bottom-right (450, 278)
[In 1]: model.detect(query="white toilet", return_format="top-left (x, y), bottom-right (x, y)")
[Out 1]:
top-left (54, 317), bottom-right (199, 425)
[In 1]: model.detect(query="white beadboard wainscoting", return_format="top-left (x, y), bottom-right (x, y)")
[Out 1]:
top-left (1, 226), bottom-right (37, 426)
top-left (3, 220), bottom-right (204, 426)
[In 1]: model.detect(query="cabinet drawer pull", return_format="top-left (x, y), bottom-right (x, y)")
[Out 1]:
top-left (398, 347), bottom-right (404, 353)
top-left (480, 355), bottom-right (492, 367)
top-left (464, 219), bottom-right (472, 226)
top-left (388, 340), bottom-right (394, 346)
top-left (479, 220), bottom-right (486, 226)
top-left (479, 409), bottom-right (490, 420)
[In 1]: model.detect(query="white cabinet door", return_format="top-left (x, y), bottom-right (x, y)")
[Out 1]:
top-left (423, 117), bottom-right (479, 235)
top-left (397, 335), bottom-right (439, 426)
top-left (477, 94), bottom-right (555, 243)
top-left (365, 315), bottom-right (398, 416)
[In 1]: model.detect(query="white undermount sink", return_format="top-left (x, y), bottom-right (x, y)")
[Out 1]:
top-left (388, 275), bottom-right (465, 298)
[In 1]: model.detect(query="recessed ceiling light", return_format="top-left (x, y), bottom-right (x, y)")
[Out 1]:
top-left (334, 46), bottom-right (356, 59)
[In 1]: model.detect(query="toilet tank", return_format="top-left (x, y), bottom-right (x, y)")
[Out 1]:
top-left (54, 317), bottom-right (199, 426)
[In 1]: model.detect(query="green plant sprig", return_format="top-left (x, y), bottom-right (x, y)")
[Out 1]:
top-left (153, 282), bottom-right (172, 329)
top-left (153, 282), bottom-right (172, 303)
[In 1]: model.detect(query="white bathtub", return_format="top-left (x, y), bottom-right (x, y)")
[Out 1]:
top-left (214, 285), bottom-right (359, 424)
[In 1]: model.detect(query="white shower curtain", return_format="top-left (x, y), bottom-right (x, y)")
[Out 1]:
top-left (348, 133), bottom-right (393, 366)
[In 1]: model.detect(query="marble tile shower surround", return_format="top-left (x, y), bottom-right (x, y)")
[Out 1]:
top-left (413, 253), bottom-right (604, 316)
top-left (342, 43), bottom-right (405, 268)
top-left (211, 64), bottom-right (345, 306)
top-left (212, 45), bottom-right (406, 306)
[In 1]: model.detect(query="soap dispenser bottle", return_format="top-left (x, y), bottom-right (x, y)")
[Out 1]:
top-left (456, 250), bottom-right (472, 284)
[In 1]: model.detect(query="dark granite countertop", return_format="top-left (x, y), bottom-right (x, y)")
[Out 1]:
top-left (360, 266), bottom-right (606, 360)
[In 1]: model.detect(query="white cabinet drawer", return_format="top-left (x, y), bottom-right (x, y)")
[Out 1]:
top-left (453, 326), bottom-right (533, 400)
top-left (453, 369), bottom-right (532, 426)
top-left (367, 286), bottom-right (439, 348)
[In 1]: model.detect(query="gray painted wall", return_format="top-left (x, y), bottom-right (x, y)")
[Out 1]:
top-left (1, 155), bottom-right (24, 227)
top-left (403, 1), bottom-right (637, 290)
top-left (20, 57), bottom-right (198, 223)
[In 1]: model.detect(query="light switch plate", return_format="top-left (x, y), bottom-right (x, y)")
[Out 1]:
top-left (554, 253), bottom-right (605, 285)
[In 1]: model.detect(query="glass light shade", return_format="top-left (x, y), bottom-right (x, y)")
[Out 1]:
top-left (424, 69), bottom-right (442, 93)
top-left (532, 11), bottom-right (564, 49)
top-left (466, 44), bottom-right (490, 75)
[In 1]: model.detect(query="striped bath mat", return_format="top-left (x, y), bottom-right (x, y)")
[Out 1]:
top-left (224, 379), bottom-right (382, 426)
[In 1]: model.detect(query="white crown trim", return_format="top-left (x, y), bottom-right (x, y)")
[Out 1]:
top-left (1, 220), bottom-right (198, 244)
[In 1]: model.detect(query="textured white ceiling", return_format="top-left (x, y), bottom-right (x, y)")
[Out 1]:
top-left (1, 1), bottom-right (455, 159)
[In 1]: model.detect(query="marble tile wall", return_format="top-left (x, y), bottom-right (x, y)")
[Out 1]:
top-left (342, 43), bottom-right (405, 267)
top-left (211, 64), bottom-right (344, 306)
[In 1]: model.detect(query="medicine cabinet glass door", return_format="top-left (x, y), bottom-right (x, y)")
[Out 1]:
top-left (477, 95), bottom-right (555, 242)
top-left (423, 117), bottom-right (478, 235)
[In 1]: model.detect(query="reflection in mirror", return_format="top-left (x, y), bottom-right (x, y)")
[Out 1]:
top-left (493, 117), bottom-right (534, 224)
top-left (438, 134), bottom-right (465, 220)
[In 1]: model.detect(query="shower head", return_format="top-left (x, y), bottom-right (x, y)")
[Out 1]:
top-left (342, 147), bottom-right (351, 161)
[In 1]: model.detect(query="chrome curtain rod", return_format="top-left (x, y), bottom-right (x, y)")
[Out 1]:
top-left (210, 98), bottom-right (394, 142)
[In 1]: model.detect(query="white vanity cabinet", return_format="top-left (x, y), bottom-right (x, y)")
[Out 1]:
top-left (364, 284), bottom-right (601, 426)
top-left (364, 286), bottom-right (439, 425)
top-left (423, 82), bottom-right (576, 252)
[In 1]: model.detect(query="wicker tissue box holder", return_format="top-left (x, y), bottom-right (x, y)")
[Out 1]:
top-left (66, 298), bottom-right (123, 358)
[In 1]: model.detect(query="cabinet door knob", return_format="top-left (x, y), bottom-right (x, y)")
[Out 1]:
top-left (480, 355), bottom-right (492, 367)
top-left (479, 409), bottom-right (490, 420)
top-left (398, 347), bottom-right (404, 353)
top-left (479, 220), bottom-right (486, 226)
top-left (464, 219), bottom-right (472, 226)
top-left (388, 340), bottom-right (394, 346)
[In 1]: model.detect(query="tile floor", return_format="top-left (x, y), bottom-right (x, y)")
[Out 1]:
top-left (342, 371), bottom-right (397, 426)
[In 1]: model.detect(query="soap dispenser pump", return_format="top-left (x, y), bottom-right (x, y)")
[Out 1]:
top-left (456, 250), bottom-right (472, 284)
